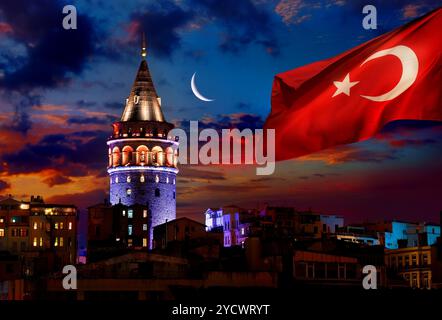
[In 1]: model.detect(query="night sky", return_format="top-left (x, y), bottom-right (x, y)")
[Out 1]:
top-left (0, 0), bottom-right (441, 230)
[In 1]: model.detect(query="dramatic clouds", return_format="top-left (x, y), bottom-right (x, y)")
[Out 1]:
top-left (193, 0), bottom-right (280, 55)
top-left (128, 0), bottom-right (280, 57)
top-left (130, 1), bottom-right (195, 57)
top-left (0, 0), bottom-right (99, 91)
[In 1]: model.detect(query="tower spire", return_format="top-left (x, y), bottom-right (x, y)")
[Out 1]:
top-left (141, 31), bottom-right (147, 59)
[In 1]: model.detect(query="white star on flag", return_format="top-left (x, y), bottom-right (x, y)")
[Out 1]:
top-left (332, 73), bottom-right (359, 97)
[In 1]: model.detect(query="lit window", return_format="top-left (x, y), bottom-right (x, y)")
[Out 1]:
top-left (173, 179), bottom-right (176, 185)
top-left (0, 218), bottom-right (3, 223)
top-left (166, 176), bottom-right (169, 184)
top-left (60, 237), bottom-right (64, 247)
top-left (55, 223), bottom-right (59, 230)
top-left (39, 237), bottom-right (43, 247)
top-left (128, 239), bottom-right (133, 247)
top-left (143, 238), bottom-right (147, 247)
top-left (127, 188), bottom-right (132, 195)
top-left (33, 222), bottom-right (38, 230)
top-left (241, 228), bottom-right (245, 235)
top-left (143, 210), bottom-right (148, 218)
top-left (60, 222), bottom-right (64, 230)
top-left (0, 229), bottom-right (4, 237)
top-left (128, 210), bottom-right (133, 219)
top-left (68, 222), bottom-right (72, 230)
top-left (128, 225), bottom-right (133, 235)
top-left (54, 238), bottom-right (58, 247)
top-left (155, 175), bottom-right (159, 183)
top-left (140, 175), bottom-right (145, 183)
top-left (33, 237), bottom-right (37, 247)
top-left (143, 224), bottom-right (147, 231)
top-left (115, 176), bottom-right (119, 183)
top-left (122, 210), bottom-right (126, 217)
top-left (127, 175), bottom-right (131, 183)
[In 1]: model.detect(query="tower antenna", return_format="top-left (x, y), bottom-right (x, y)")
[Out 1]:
top-left (141, 31), bottom-right (147, 59)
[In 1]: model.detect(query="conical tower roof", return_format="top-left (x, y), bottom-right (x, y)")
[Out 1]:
top-left (120, 34), bottom-right (165, 122)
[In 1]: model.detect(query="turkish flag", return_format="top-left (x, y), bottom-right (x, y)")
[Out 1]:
top-left (264, 7), bottom-right (442, 161)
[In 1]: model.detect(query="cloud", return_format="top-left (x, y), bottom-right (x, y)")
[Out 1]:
top-left (194, 0), bottom-right (280, 55)
top-left (274, 0), bottom-right (307, 25)
top-left (387, 138), bottom-right (437, 148)
top-left (1, 130), bottom-right (109, 177)
top-left (103, 101), bottom-right (123, 110)
top-left (177, 112), bottom-right (264, 131)
top-left (0, 180), bottom-right (10, 192)
top-left (76, 100), bottom-right (97, 108)
top-left (301, 145), bottom-right (398, 165)
top-left (179, 166), bottom-right (226, 181)
top-left (0, 0), bottom-right (99, 91)
top-left (129, 1), bottom-right (194, 57)
top-left (42, 173), bottom-right (72, 187)
top-left (0, 22), bottom-right (12, 34)
top-left (46, 188), bottom-right (108, 210)
top-left (67, 116), bottom-right (116, 125)
top-left (401, 4), bottom-right (423, 19)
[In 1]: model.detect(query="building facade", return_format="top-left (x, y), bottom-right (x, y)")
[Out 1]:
top-left (88, 201), bottom-right (150, 252)
top-left (0, 195), bottom-right (77, 266)
top-left (385, 246), bottom-right (433, 288)
top-left (153, 217), bottom-right (207, 249)
top-left (107, 36), bottom-right (179, 247)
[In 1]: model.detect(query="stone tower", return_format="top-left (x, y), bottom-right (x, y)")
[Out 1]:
top-left (107, 34), bottom-right (178, 247)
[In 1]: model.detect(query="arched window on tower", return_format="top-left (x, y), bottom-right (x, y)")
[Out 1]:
top-left (152, 146), bottom-right (164, 166)
top-left (122, 146), bottom-right (133, 166)
top-left (155, 188), bottom-right (160, 197)
top-left (166, 147), bottom-right (174, 167)
top-left (108, 148), bottom-right (112, 167)
top-left (112, 147), bottom-right (121, 167)
top-left (173, 150), bottom-right (178, 168)
top-left (136, 145), bottom-right (149, 165)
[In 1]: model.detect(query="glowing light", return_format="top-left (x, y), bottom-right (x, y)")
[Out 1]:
top-left (20, 203), bottom-right (30, 210)
top-left (107, 138), bottom-right (178, 147)
top-left (108, 166), bottom-right (178, 175)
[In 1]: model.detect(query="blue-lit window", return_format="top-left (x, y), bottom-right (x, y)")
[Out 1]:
top-left (128, 225), bottom-right (133, 235)
top-left (128, 210), bottom-right (133, 219)
top-left (143, 224), bottom-right (147, 231)
top-left (127, 188), bottom-right (132, 196)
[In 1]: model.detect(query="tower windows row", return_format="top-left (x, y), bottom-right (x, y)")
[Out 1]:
top-left (109, 145), bottom-right (178, 168)
top-left (112, 174), bottom-right (176, 185)
top-left (123, 188), bottom-right (174, 199)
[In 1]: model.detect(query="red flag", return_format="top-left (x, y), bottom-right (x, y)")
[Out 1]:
top-left (264, 8), bottom-right (442, 161)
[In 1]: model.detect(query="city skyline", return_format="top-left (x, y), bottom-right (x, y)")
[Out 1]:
top-left (0, 0), bottom-right (441, 225)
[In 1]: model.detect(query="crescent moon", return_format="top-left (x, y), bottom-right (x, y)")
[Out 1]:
top-left (191, 72), bottom-right (214, 102)
top-left (360, 45), bottom-right (418, 102)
